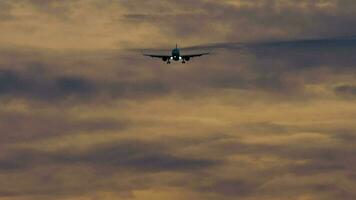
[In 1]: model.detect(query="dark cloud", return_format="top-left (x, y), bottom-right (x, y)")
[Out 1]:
top-left (0, 1), bottom-right (14, 20)
top-left (22, 0), bottom-right (78, 19)
top-left (0, 139), bottom-right (220, 172)
top-left (0, 137), bottom-right (221, 197)
top-left (119, 0), bottom-right (356, 42)
top-left (107, 80), bottom-right (170, 99)
top-left (1, 123), bottom-right (355, 198)
top-left (291, 161), bottom-right (346, 175)
top-left (55, 77), bottom-right (94, 96)
top-left (0, 70), bottom-right (94, 100)
top-left (59, 140), bottom-right (219, 171)
top-left (201, 133), bottom-right (356, 175)
top-left (334, 84), bottom-right (356, 97)
top-left (130, 35), bottom-right (356, 97)
top-left (0, 68), bottom-right (171, 102)
top-left (198, 179), bottom-right (259, 197)
top-left (0, 70), bottom-right (31, 94)
top-left (179, 36), bottom-right (356, 96)
top-left (186, 36), bottom-right (356, 70)
top-left (234, 122), bottom-right (296, 135)
top-left (332, 130), bottom-right (356, 142)
top-left (0, 111), bottom-right (128, 144)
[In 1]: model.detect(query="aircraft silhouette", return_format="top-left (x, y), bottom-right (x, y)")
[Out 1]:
top-left (143, 44), bottom-right (209, 64)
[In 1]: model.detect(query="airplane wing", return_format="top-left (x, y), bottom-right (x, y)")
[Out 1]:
top-left (181, 52), bottom-right (210, 59)
top-left (143, 53), bottom-right (170, 59)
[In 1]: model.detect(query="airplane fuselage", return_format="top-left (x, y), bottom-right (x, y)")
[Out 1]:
top-left (171, 48), bottom-right (181, 61)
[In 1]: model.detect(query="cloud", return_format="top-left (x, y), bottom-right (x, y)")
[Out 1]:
top-left (0, 138), bottom-right (221, 170)
top-left (0, 69), bottom-right (94, 101)
top-left (0, 139), bottom-right (221, 197)
top-left (198, 179), bottom-right (259, 197)
top-left (55, 77), bottom-right (94, 95)
top-left (119, 0), bottom-right (356, 44)
top-left (3, 0), bottom-right (356, 49)
top-left (20, 0), bottom-right (78, 19)
top-left (2, 1), bottom-right (356, 200)
top-left (186, 35), bottom-right (356, 69)
top-left (0, 1), bottom-right (14, 21)
top-left (334, 84), bottom-right (356, 97)
top-left (51, 140), bottom-right (221, 171)
top-left (0, 111), bottom-right (128, 144)
top-left (0, 68), bottom-right (171, 102)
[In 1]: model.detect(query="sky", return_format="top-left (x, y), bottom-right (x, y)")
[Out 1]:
top-left (1, 0), bottom-right (356, 199)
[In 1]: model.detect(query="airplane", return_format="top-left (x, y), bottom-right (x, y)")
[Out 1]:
top-left (143, 44), bottom-right (210, 64)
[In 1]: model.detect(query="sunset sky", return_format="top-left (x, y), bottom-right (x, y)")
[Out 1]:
top-left (1, 0), bottom-right (356, 199)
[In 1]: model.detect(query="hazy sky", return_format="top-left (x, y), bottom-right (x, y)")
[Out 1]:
top-left (1, 0), bottom-right (356, 200)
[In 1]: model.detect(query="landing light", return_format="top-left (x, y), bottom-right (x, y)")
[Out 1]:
top-left (179, 56), bottom-right (182, 60)
top-left (170, 57), bottom-right (173, 60)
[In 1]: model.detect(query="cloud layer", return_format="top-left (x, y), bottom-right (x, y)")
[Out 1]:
top-left (1, 0), bottom-right (356, 200)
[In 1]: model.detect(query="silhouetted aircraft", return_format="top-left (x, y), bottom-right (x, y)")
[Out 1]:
top-left (143, 44), bottom-right (209, 64)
